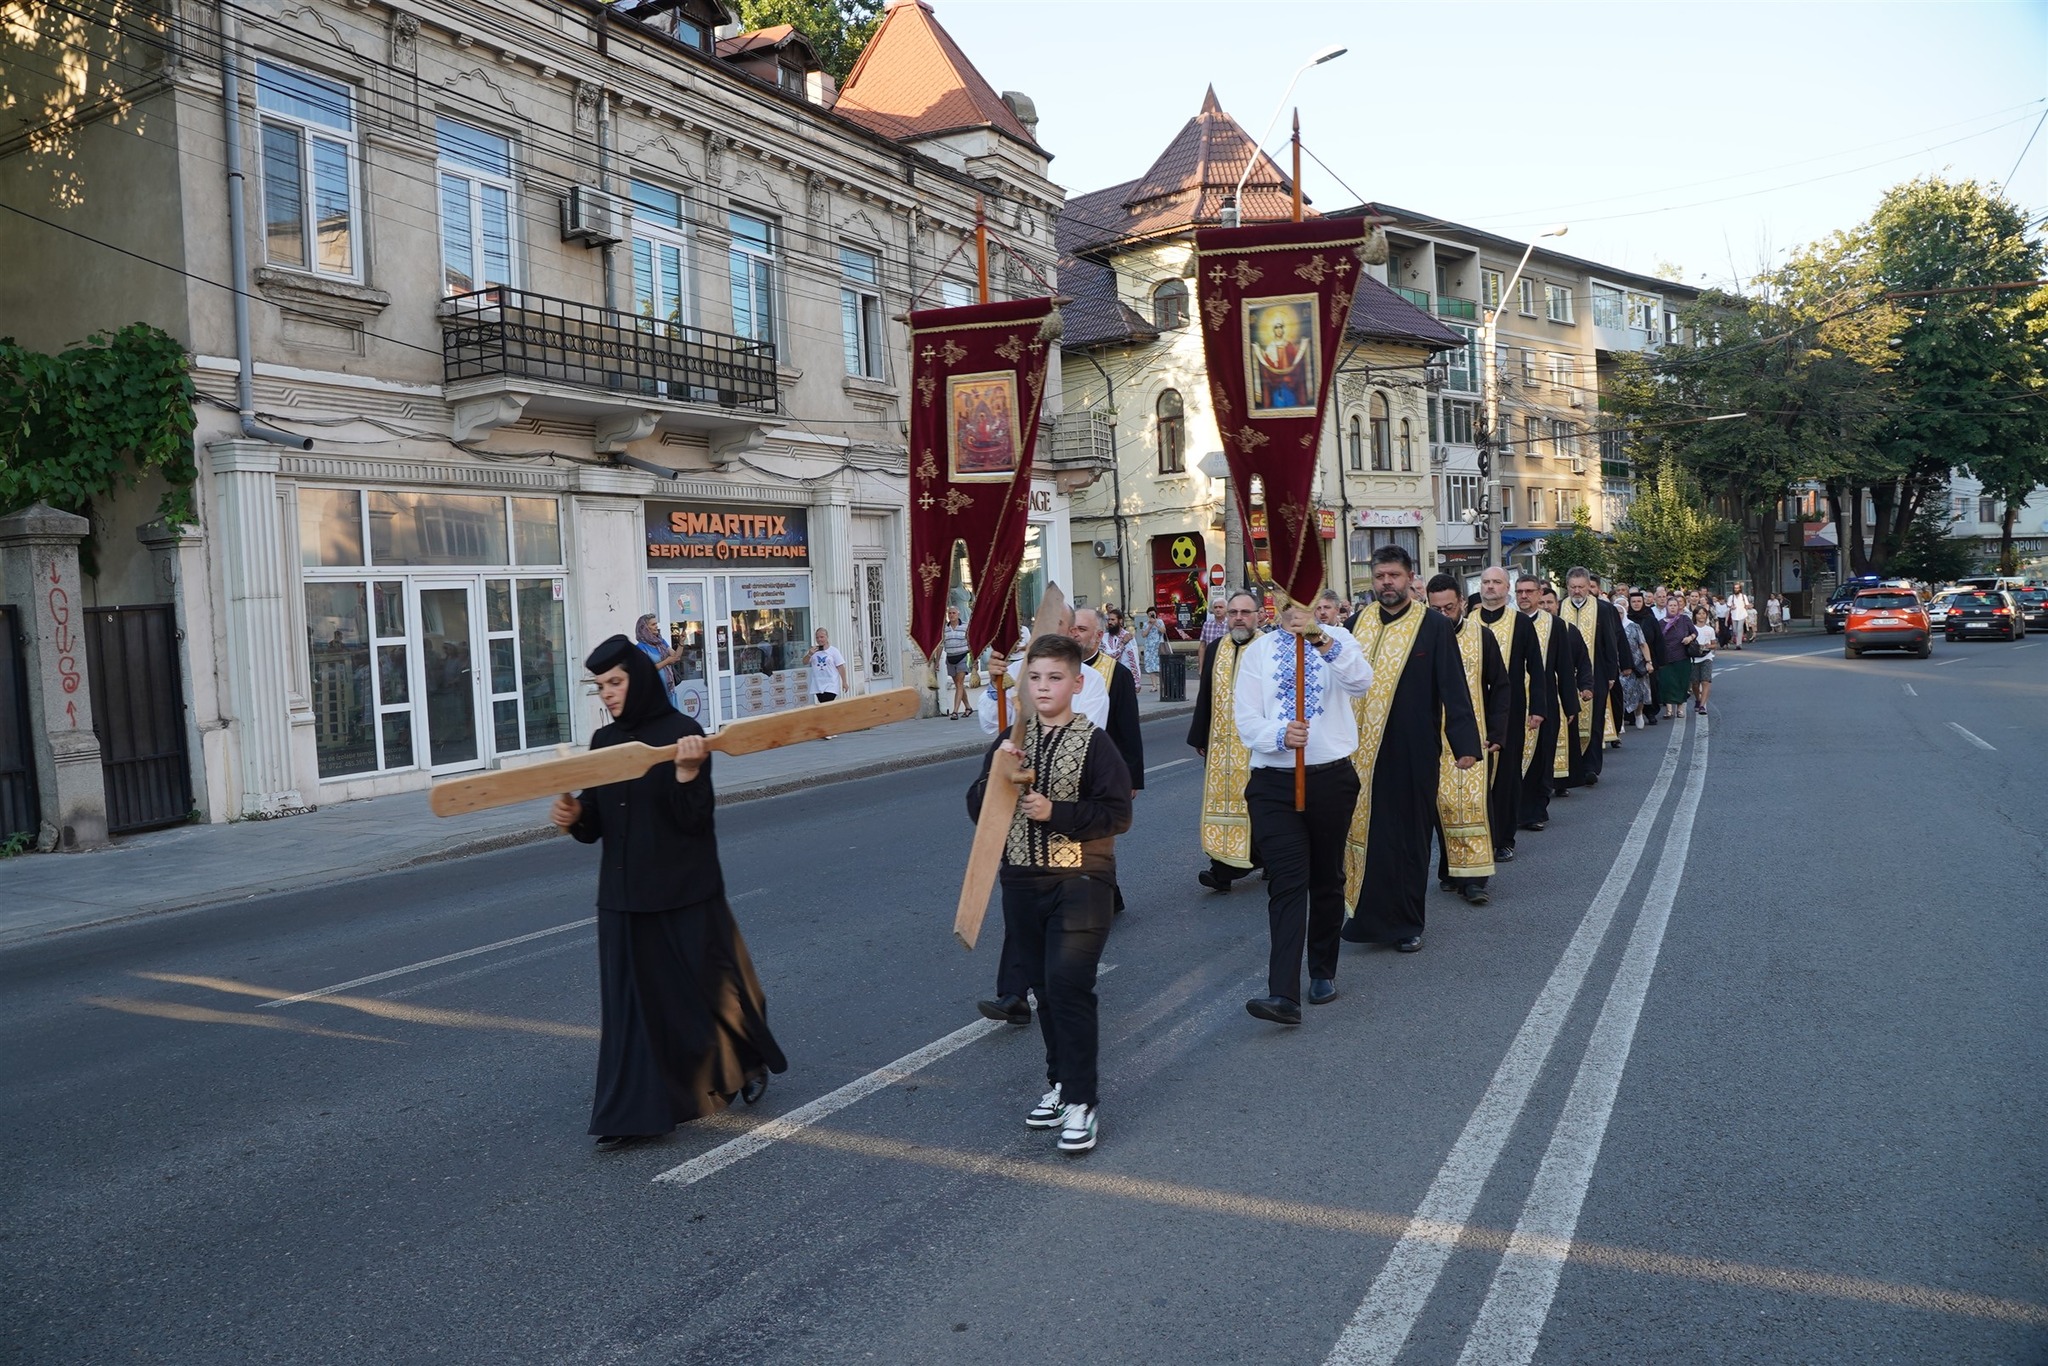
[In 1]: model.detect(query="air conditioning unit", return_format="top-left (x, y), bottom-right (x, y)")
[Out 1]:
top-left (561, 186), bottom-right (624, 246)
top-left (1570, 456), bottom-right (1587, 474)
top-left (1429, 444), bottom-right (1450, 469)
top-left (1569, 392), bottom-right (1584, 408)
top-left (1091, 539), bottom-right (1120, 559)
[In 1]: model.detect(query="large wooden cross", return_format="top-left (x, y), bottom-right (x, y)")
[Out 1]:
top-left (951, 583), bottom-right (1067, 950)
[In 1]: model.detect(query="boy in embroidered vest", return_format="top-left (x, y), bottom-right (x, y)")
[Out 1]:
top-left (965, 633), bottom-right (1133, 1154)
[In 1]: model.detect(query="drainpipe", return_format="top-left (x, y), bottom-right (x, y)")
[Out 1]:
top-left (219, 13), bottom-right (313, 451)
top-left (596, 84), bottom-right (617, 311)
top-left (1080, 352), bottom-right (1130, 610)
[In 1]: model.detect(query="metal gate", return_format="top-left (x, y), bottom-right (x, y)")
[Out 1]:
top-left (85, 605), bottom-right (193, 834)
top-left (0, 605), bottom-right (38, 843)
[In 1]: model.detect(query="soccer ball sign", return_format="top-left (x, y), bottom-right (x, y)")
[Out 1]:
top-left (1170, 535), bottom-right (1200, 568)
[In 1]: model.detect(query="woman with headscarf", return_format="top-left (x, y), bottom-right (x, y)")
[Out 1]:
top-left (1625, 589), bottom-right (1664, 728)
top-left (1656, 591), bottom-right (1694, 720)
top-left (634, 613), bottom-right (683, 710)
top-left (549, 635), bottom-right (787, 1151)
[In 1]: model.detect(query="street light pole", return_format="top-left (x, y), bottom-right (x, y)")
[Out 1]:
top-left (1219, 45), bottom-right (1347, 228)
top-left (1483, 225), bottom-right (1567, 574)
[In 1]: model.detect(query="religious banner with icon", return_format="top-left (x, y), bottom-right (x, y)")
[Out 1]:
top-left (1193, 218), bottom-right (1373, 606)
top-left (907, 296), bottom-right (1060, 658)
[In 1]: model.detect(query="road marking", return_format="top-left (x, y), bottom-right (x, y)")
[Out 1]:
top-left (258, 918), bottom-right (594, 1008)
top-left (652, 965), bottom-right (1120, 1188)
top-left (1322, 717), bottom-right (1690, 1366)
top-left (1935, 655), bottom-right (1970, 666)
top-left (1146, 757), bottom-right (1195, 776)
top-left (1457, 717), bottom-right (1712, 1365)
top-left (1901, 683), bottom-right (1917, 696)
top-left (1948, 722), bottom-right (1996, 751)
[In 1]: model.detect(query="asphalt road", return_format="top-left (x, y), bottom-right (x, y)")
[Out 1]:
top-left (4, 635), bottom-right (2044, 1364)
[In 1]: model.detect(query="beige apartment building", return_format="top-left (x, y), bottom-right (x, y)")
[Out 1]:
top-left (0, 0), bottom-right (1068, 831)
top-left (1053, 89), bottom-right (1465, 633)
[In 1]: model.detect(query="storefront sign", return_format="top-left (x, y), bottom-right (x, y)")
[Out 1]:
top-left (1352, 508), bottom-right (1425, 529)
top-left (645, 502), bottom-right (810, 566)
top-left (1029, 487), bottom-right (1053, 514)
top-left (1317, 508), bottom-right (1338, 540)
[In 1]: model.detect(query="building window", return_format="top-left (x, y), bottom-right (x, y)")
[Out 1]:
top-left (1550, 419), bottom-right (1576, 460)
top-left (1979, 495), bottom-right (1998, 523)
top-left (1529, 487), bottom-right (1543, 524)
top-left (1156, 388), bottom-right (1185, 474)
top-left (1592, 283), bottom-right (1625, 329)
top-left (1525, 415), bottom-right (1542, 456)
top-left (1549, 353), bottom-right (1575, 392)
top-left (1629, 292), bottom-right (1661, 334)
top-left (728, 209), bottom-right (779, 345)
top-left (1664, 310), bottom-right (1681, 345)
top-left (1443, 473), bottom-right (1481, 522)
top-left (840, 244), bottom-right (885, 379)
top-left (1152, 278), bottom-right (1189, 329)
top-left (1348, 414), bottom-right (1364, 471)
top-left (1521, 348), bottom-right (1537, 386)
top-left (1444, 323), bottom-right (1479, 392)
top-left (1500, 487), bottom-right (1514, 525)
top-left (630, 179), bottom-right (692, 341)
top-left (1443, 399), bottom-right (1476, 446)
top-left (1370, 393), bottom-right (1392, 470)
top-left (779, 63), bottom-right (807, 93)
top-left (674, 16), bottom-right (707, 47)
top-left (1545, 283), bottom-right (1574, 323)
top-left (437, 117), bottom-right (515, 296)
top-left (256, 60), bottom-right (359, 279)
top-left (1555, 489), bottom-right (1576, 524)
top-left (939, 278), bottom-right (976, 308)
top-left (1399, 418), bottom-right (1414, 471)
top-left (1518, 278), bottom-right (1537, 316)
top-left (1481, 269), bottom-right (1503, 310)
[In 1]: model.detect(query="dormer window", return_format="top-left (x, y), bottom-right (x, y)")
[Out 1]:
top-left (675, 18), bottom-right (706, 48)
top-left (779, 63), bottom-right (806, 93)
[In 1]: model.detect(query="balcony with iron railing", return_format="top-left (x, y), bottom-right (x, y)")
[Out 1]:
top-left (1436, 295), bottom-right (1478, 321)
top-left (439, 287), bottom-right (781, 451)
top-left (1048, 410), bottom-right (1116, 469)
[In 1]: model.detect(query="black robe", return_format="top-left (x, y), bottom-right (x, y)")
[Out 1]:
top-left (1087, 652), bottom-right (1146, 792)
top-left (568, 646), bottom-right (786, 1137)
top-left (1437, 619), bottom-right (1510, 885)
top-left (1186, 635), bottom-right (1232, 752)
top-left (1520, 611), bottom-right (1581, 825)
top-left (1343, 605), bottom-right (1483, 944)
top-left (1479, 605), bottom-right (1551, 849)
top-left (1558, 598), bottom-right (1621, 786)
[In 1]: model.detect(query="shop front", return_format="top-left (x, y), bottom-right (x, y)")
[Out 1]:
top-left (1148, 530), bottom-right (1210, 640)
top-left (645, 500), bottom-right (814, 729)
top-left (1350, 508), bottom-right (1424, 581)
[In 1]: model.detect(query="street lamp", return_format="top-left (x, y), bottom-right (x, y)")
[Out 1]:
top-left (1482, 224), bottom-right (1567, 574)
top-left (1220, 46), bottom-right (1348, 228)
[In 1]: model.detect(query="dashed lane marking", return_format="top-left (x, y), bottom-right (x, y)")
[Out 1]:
top-left (1146, 757), bottom-right (1195, 776)
top-left (1901, 683), bottom-right (1917, 696)
top-left (259, 917), bottom-right (595, 1008)
top-left (1948, 722), bottom-right (1996, 752)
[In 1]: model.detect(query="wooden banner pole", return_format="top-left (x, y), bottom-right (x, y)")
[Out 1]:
top-left (975, 194), bottom-right (991, 304)
top-left (1294, 627), bottom-right (1307, 811)
top-left (1291, 108), bottom-right (1303, 223)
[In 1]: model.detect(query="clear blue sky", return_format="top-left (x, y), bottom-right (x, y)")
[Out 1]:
top-left (937, 0), bottom-right (2048, 288)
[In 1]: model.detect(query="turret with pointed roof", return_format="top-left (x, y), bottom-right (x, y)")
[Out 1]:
top-left (833, 0), bottom-right (1041, 151)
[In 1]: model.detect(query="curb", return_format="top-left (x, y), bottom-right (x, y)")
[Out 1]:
top-left (3, 703), bottom-right (1197, 945)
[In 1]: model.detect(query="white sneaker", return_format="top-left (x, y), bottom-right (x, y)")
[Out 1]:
top-left (1056, 1102), bottom-right (1098, 1154)
top-left (1025, 1084), bottom-right (1063, 1129)
top-left (1635, 713), bottom-right (1645, 730)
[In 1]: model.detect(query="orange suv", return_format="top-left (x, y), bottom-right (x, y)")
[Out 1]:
top-left (1844, 588), bottom-right (1931, 658)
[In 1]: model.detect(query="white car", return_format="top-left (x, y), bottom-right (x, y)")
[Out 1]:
top-left (1926, 592), bottom-right (1962, 631)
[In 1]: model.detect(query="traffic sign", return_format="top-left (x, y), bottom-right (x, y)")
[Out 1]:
top-left (1209, 564), bottom-right (1225, 587)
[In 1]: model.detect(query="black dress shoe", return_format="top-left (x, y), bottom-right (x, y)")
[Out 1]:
top-left (594, 1134), bottom-right (650, 1152)
top-left (1396, 936), bottom-right (1423, 953)
top-left (1245, 996), bottom-right (1302, 1025)
top-left (1197, 869), bottom-right (1227, 892)
top-left (1438, 879), bottom-right (1456, 894)
top-left (977, 994), bottom-right (1032, 1025)
top-left (1494, 846), bottom-right (1517, 862)
top-left (741, 1073), bottom-right (768, 1105)
top-left (1519, 820), bottom-right (1547, 832)
top-left (1586, 774), bottom-right (1601, 785)
top-left (1461, 884), bottom-right (1491, 906)
top-left (1307, 978), bottom-right (1338, 1005)
top-left (1554, 787), bottom-right (1572, 798)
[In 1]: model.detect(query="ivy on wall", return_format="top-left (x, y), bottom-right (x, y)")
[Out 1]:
top-left (0, 324), bottom-right (199, 551)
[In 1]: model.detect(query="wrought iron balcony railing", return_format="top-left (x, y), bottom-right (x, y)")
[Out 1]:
top-left (442, 287), bottom-right (778, 411)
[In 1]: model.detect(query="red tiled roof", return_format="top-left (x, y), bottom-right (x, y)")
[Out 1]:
top-left (716, 25), bottom-right (798, 59)
top-left (833, 0), bottom-right (1039, 148)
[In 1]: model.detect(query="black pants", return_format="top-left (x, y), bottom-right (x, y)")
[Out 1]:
top-left (1246, 763), bottom-right (1359, 1004)
top-left (999, 875), bottom-right (1113, 1107)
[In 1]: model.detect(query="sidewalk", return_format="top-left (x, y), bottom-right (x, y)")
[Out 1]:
top-left (0, 693), bottom-right (1195, 947)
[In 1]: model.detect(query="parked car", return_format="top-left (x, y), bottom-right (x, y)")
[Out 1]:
top-left (2015, 587), bottom-right (2048, 631)
top-left (1843, 589), bottom-right (1931, 658)
top-left (1944, 590), bottom-right (2028, 642)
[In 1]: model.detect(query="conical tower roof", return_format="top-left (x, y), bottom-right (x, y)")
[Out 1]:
top-left (1115, 85), bottom-right (1302, 235)
top-left (834, 0), bottom-right (1039, 149)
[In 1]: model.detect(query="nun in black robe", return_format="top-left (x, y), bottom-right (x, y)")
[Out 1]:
top-left (561, 635), bottom-right (786, 1146)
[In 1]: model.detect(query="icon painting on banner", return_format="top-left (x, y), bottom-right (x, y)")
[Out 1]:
top-left (1243, 295), bottom-right (1320, 418)
top-left (947, 372), bottom-right (1022, 482)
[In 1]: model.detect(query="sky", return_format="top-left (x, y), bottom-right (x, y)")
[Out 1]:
top-left (935, 0), bottom-right (2048, 290)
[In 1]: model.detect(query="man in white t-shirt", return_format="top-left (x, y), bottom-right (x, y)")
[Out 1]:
top-left (807, 628), bottom-right (848, 703)
top-left (1727, 583), bottom-right (1751, 649)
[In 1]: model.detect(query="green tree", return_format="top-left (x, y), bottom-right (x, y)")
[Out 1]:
top-left (1536, 505), bottom-right (1610, 588)
top-left (1885, 502), bottom-right (1982, 583)
top-left (1609, 464), bottom-right (1738, 589)
top-left (731, 0), bottom-right (882, 82)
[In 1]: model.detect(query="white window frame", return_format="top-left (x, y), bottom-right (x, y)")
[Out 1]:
top-left (1529, 487), bottom-right (1543, 524)
top-left (1518, 277), bottom-right (1537, 317)
top-left (1481, 269), bottom-right (1503, 310)
top-left (839, 243), bottom-right (886, 379)
top-left (728, 207), bottom-right (780, 346)
top-left (1545, 283), bottom-right (1574, 324)
top-left (1520, 348), bottom-right (1537, 385)
top-left (1549, 353), bottom-right (1575, 392)
top-left (1591, 282), bottom-right (1626, 330)
top-left (1524, 415), bottom-right (1542, 457)
top-left (1555, 488), bottom-right (1575, 524)
top-left (1500, 487), bottom-right (1515, 525)
top-left (255, 59), bottom-right (362, 282)
top-left (436, 115), bottom-right (518, 297)
top-left (939, 278), bottom-right (977, 309)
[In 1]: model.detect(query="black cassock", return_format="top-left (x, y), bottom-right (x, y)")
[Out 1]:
top-left (1520, 612), bottom-right (1582, 826)
top-left (1559, 598), bottom-right (1623, 787)
top-left (1343, 606), bottom-right (1483, 944)
top-left (1479, 605), bottom-right (1552, 851)
top-left (569, 641), bottom-right (786, 1137)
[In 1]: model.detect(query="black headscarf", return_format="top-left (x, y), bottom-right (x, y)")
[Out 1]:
top-left (585, 633), bottom-right (677, 732)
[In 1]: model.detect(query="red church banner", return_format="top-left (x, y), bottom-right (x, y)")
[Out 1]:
top-left (1193, 219), bottom-right (1372, 607)
top-left (907, 296), bottom-right (1059, 658)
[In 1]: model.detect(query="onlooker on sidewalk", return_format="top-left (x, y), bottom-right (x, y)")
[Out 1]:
top-left (1765, 593), bottom-right (1782, 634)
top-left (1728, 583), bottom-right (1751, 648)
top-left (808, 628), bottom-right (847, 703)
top-left (942, 607), bottom-right (972, 718)
top-left (1200, 598), bottom-right (1229, 646)
top-left (635, 613), bottom-right (684, 709)
top-left (1135, 607), bottom-right (1165, 693)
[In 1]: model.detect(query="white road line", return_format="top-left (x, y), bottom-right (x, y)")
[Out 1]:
top-left (1146, 757), bottom-right (1195, 776)
top-left (653, 965), bottom-right (1120, 1188)
top-left (1935, 655), bottom-right (1970, 666)
top-left (1901, 683), bottom-right (1918, 696)
top-left (1323, 717), bottom-right (1691, 1366)
top-left (1456, 718), bottom-right (1712, 1366)
top-left (1948, 722), bottom-right (1997, 752)
top-left (259, 918), bottom-right (594, 1008)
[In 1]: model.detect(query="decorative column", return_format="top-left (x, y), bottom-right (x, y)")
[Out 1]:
top-left (0, 503), bottom-right (110, 849)
top-left (809, 480), bottom-right (857, 688)
top-left (137, 519), bottom-right (220, 823)
top-left (209, 439), bottom-right (305, 816)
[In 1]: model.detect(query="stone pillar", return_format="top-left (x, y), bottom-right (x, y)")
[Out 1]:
top-left (137, 520), bottom-right (221, 823)
top-left (209, 440), bottom-right (305, 816)
top-left (0, 503), bottom-right (110, 850)
top-left (810, 483), bottom-right (858, 691)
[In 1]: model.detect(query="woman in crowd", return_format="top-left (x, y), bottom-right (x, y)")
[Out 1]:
top-left (1689, 605), bottom-right (1717, 716)
top-left (1135, 607), bottom-right (1165, 693)
top-left (942, 604), bottom-right (972, 719)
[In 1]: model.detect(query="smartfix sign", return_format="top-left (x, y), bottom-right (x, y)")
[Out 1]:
top-left (645, 502), bottom-right (810, 566)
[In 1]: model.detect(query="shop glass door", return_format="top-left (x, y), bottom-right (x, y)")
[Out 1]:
top-left (658, 576), bottom-right (716, 727)
top-left (416, 581), bottom-right (484, 770)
